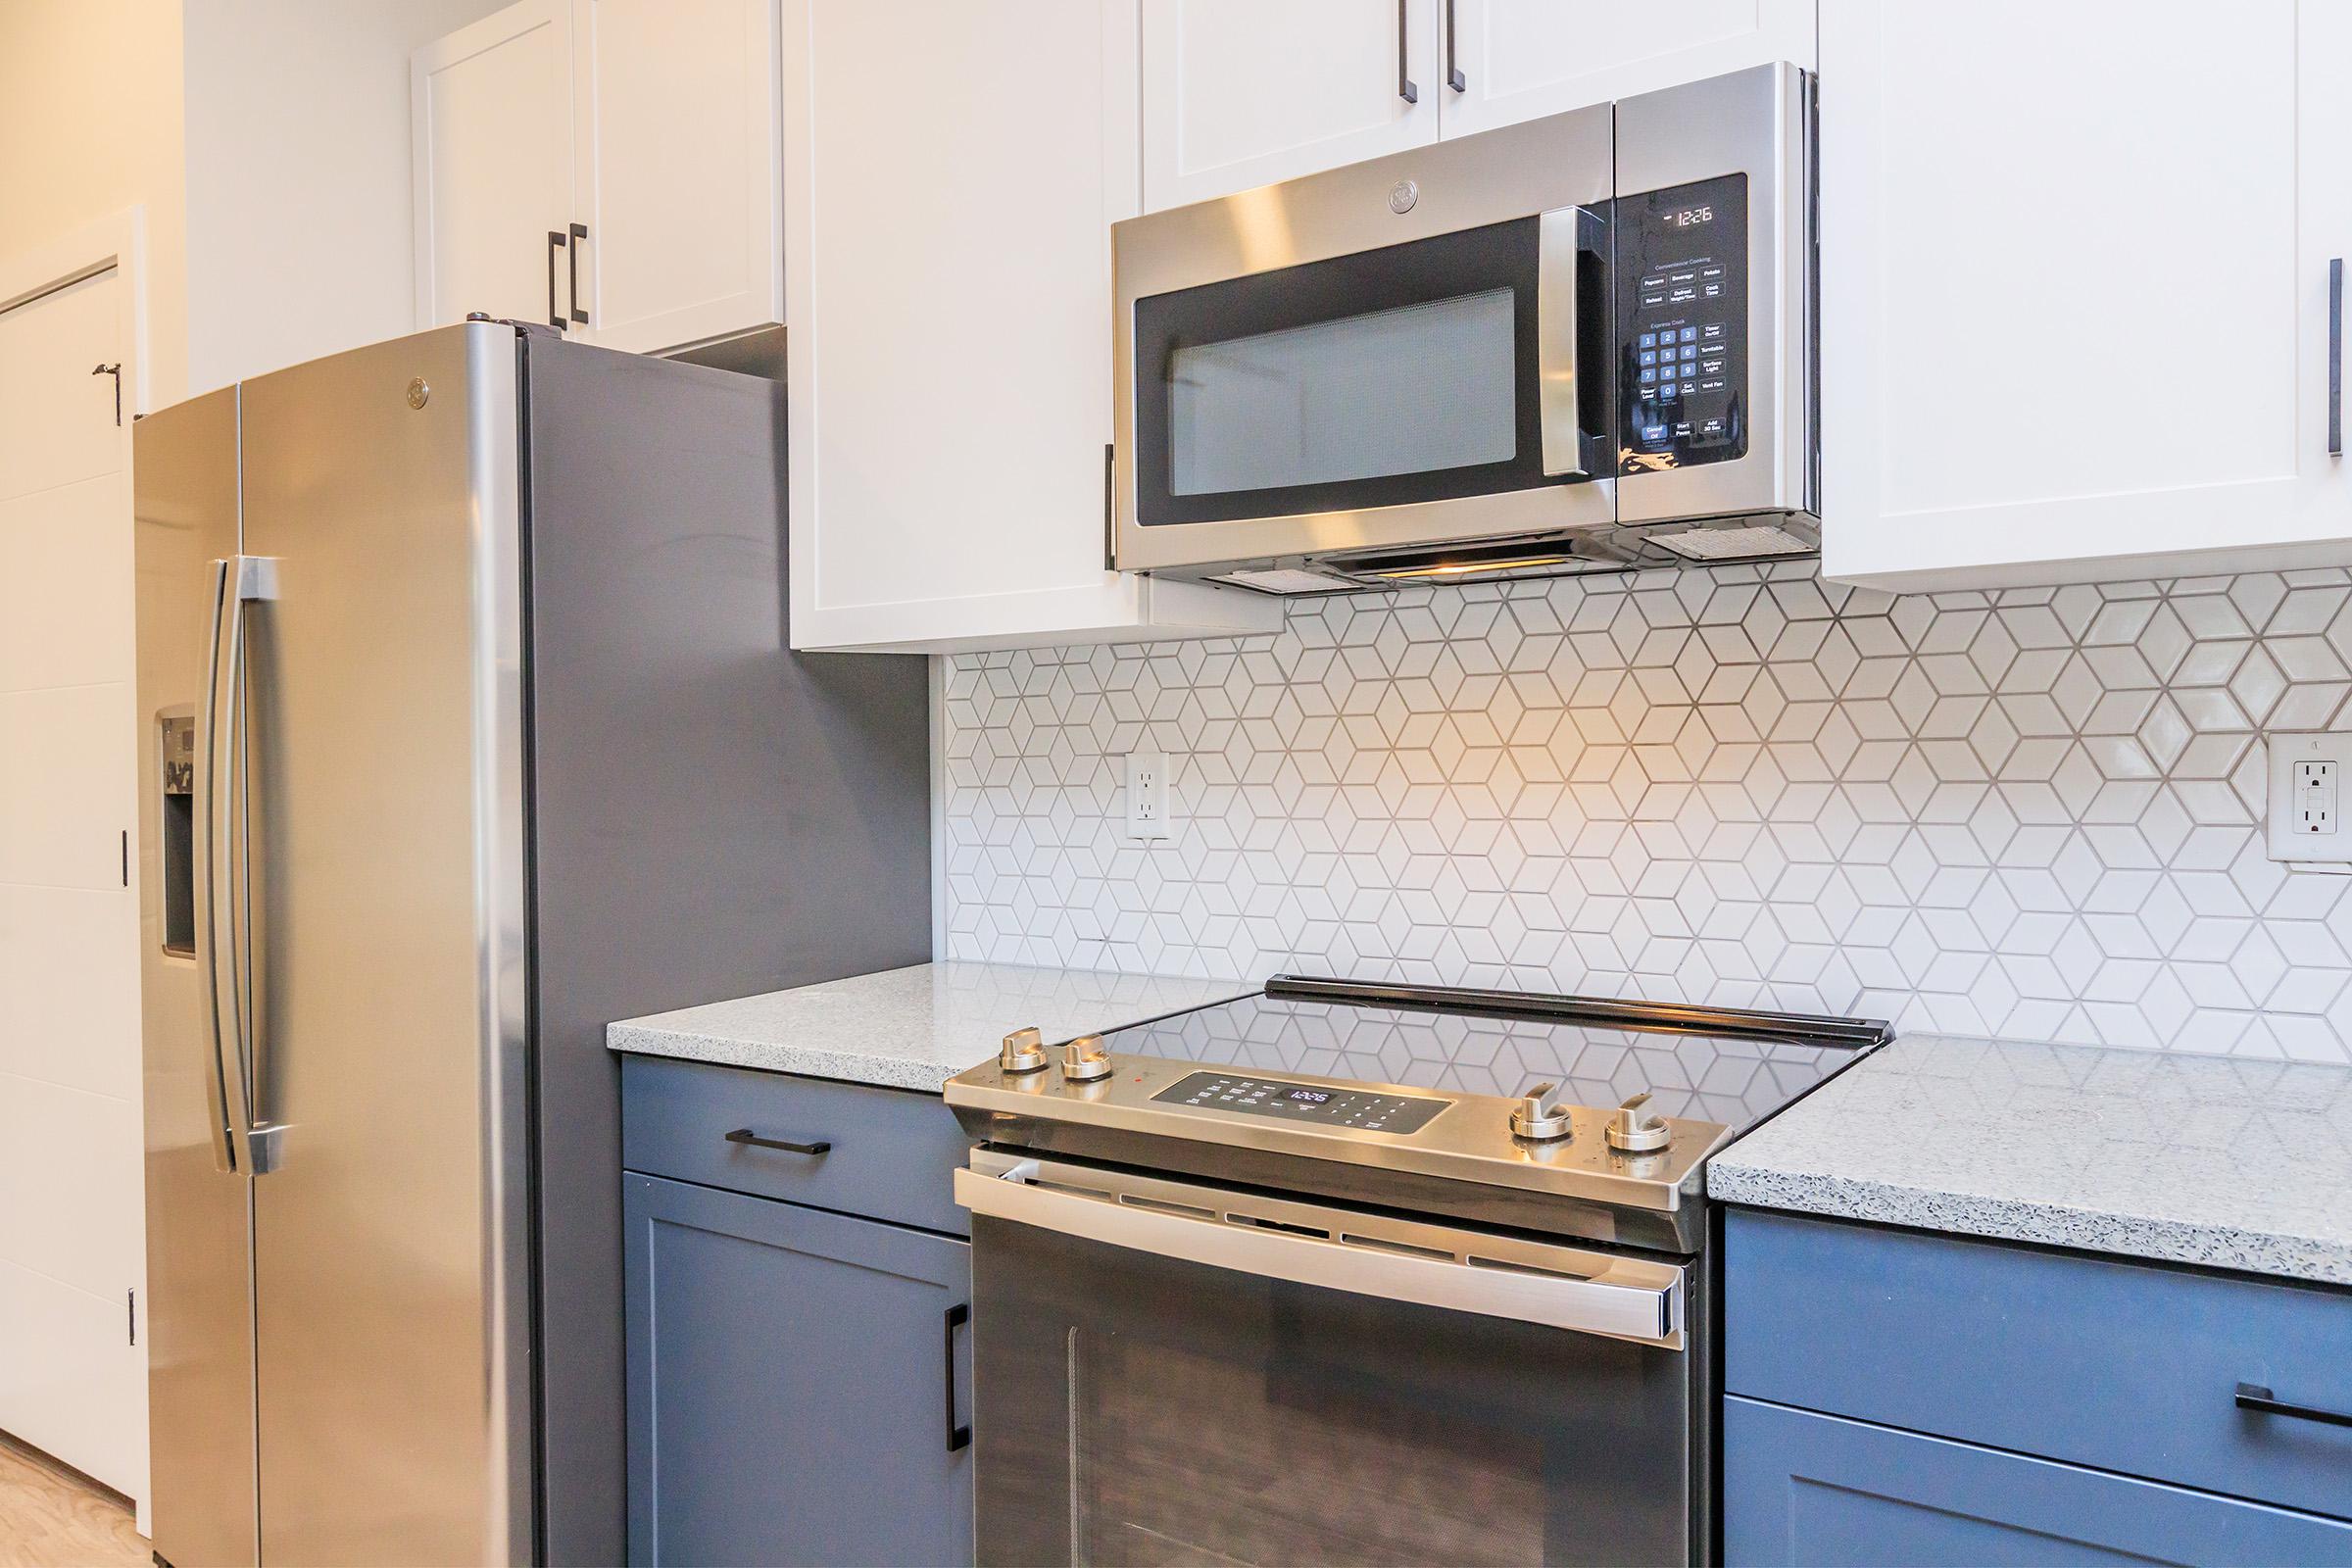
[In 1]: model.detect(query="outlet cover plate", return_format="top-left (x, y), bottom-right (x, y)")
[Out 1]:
top-left (1125, 751), bottom-right (1170, 842)
top-left (2266, 730), bottom-right (2352, 863)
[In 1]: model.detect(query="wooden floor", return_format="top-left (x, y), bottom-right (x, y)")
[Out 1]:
top-left (0, 1433), bottom-right (146, 1568)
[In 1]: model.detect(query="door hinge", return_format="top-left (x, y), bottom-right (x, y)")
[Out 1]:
top-left (92, 363), bottom-right (122, 425)
top-left (127, 1288), bottom-right (136, 1346)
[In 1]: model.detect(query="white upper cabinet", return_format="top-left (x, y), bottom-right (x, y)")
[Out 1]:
top-left (414, 0), bottom-right (784, 353)
top-left (1141, 0), bottom-right (1440, 212)
top-left (412, 1), bottom-right (574, 332)
top-left (1821, 0), bottom-right (2351, 592)
top-left (569, 0), bottom-right (783, 354)
top-left (1439, 0), bottom-right (1813, 137)
top-left (783, 0), bottom-right (1279, 652)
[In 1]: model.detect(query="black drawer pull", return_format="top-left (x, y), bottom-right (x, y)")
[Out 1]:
top-left (2236, 1382), bottom-right (2352, 1429)
top-left (944, 1302), bottom-right (972, 1452)
top-left (722, 1127), bottom-right (832, 1156)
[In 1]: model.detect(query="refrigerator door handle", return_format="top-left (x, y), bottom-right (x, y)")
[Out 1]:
top-left (200, 555), bottom-right (280, 1176)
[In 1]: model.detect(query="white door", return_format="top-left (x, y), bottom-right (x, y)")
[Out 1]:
top-left (1438, 0), bottom-right (1812, 137)
top-left (783, 0), bottom-right (1277, 651)
top-left (412, 0), bottom-right (576, 331)
top-left (1820, 0), bottom-right (2350, 592)
top-left (1141, 0), bottom-right (1439, 211)
top-left (0, 263), bottom-right (147, 1502)
top-left (570, 0), bottom-right (783, 353)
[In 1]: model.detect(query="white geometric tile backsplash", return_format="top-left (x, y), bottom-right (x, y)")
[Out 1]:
top-left (939, 562), bottom-right (2352, 1061)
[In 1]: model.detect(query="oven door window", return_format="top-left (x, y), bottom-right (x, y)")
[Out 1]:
top-left (1135, 217), bottom-right (1562, 527)
top-left (971, 1215), bottom-right (1693, 1568)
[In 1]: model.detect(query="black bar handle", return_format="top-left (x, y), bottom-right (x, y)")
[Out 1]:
top-left (568, 221), bottom-right (590, 325)
top-left (944, 1303), bottom-right (972, 1452)
top-left (1445, 0), bottom-right (1464, 92)
top-left (2237, 1382), bottom-right (2352, 1430)
top-left (545, 231), bottom-right (566, 330)
top-left (722, 1127), bottom-right (832, 1156)
top-left (2328, 257), bottom-right (2341, 458)
top-left (1396, 0), bottom-right (1417, 104)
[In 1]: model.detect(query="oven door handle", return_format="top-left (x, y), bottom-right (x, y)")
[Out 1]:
top-left (1537, 203), bottom-right (1609, 480)
top-left (955, 1160), bottom-right (1684, 1349)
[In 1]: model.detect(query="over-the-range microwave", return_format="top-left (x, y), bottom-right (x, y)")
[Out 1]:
top-left (1111, 63), bottom-right (1817, 595)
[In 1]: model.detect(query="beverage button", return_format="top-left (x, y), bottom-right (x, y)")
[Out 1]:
top-left (1668, 270), bottom-right (1698, 285)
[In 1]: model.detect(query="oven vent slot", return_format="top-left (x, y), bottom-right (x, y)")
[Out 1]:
top-left (1465, 1254), bottom-right (1597, 1283)
top-left (1033, 1177), bottom-right (1117, 1202)
top-left (1339, 1233), bottom-right (1454, 1262)
top-left (1118, 1193), bottom-right (1217, 1221)
top-left (1228, 1213), bottom-right (1331, 1241)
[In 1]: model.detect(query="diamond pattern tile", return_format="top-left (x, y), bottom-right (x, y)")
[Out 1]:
top-left (939, 563), bottom-right (2352, 1062)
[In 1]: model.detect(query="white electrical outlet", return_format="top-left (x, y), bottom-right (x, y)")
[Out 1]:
top-left (2266, 731), bottom-right (2352, 864)
top-left (1125, 751), bottom-right (1170, 841)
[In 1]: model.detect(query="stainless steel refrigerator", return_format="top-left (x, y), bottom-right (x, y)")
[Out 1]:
top-left (132, 320), bottom-right (931, 1565)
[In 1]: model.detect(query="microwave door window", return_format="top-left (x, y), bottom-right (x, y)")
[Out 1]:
top-left (1132, 214), bottom-right (1567, 528)
top-left (1169, 288), bottom-right (1518, 496)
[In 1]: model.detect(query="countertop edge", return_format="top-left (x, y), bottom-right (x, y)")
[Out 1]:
top-left (1707, 1162), bottom-right (2352, 1289)
top-left (607, 1024), bottom-right (974, 1095)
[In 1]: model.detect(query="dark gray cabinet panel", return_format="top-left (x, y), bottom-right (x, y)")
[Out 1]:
top-left (1725, 1397), bottom-right (2352, 1567)
top-left (624, 1173), bottom-right (972, 1567)
top-left (621, 1055), bottom-right (969, 1236)
top-left (1726, 1209), bottom-right (2352, 1520)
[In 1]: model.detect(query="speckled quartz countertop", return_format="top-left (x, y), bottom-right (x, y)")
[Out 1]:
top-left (608, 961), bottom-right (1257, 1093)
top-left (1708, 1034), bottom-right (2352, 1287)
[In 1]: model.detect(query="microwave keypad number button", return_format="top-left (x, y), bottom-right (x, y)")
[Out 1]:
top-left (1617, 172), bottom-right (1749, 472)
top-left (1154, 1071), bottom-right (1451, 1136)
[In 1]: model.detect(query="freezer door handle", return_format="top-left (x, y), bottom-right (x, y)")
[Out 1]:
top-left (199, 555), bottom-right (280, 1175)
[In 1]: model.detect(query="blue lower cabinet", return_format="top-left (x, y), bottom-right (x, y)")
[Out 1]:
top-left (623, 1172), bottom-right (973, 1567)
top-left (1725, 1397), bottom-right (2352, 1567)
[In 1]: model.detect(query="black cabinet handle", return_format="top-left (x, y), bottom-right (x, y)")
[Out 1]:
top-left (944, 1303), bottom-right (972, 1452)
top-left (568, 221), bottom-right (590, 325)
top-left (722, 1127), bottom-right (832, 1156)
top-left (2328, 257), bottom-right (2341, 458)
top-left (2237, 1381), bottom-right (2352, 1430)
top-left (1396, 0), bottom-right (1417, 104)
top-left (545, 231), bottom-right (566, 330)
top-left (1445, 0), bottom-right (1464, 92)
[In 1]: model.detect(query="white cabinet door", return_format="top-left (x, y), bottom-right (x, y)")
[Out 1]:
top-left (570, 0), bottom-right (783, 353)
top-left (1820, 0), bottom-right (2350, 592)
top-left (1142, 0), bottom-right (1439, 212)
top-left (783, 0), bottom-right (1276, 652)
top-left (1439, 0), bottom-right (1812, 138)
top-left (412, 0), bottom-right (575, 331)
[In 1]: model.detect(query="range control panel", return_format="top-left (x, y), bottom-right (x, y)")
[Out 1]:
top-left (1617, 172), bottom-right (1749, 472)
top-left (1152, 1071), bottom-right (1450, 1135)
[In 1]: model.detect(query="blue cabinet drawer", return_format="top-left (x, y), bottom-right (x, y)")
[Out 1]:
top-left (1726, 1209), bottom-right (2352, 1520)
top-left (1726, 1397), bottom-right (2352, 1566)
top-left (621, 1054), bottom-right (970, 1235)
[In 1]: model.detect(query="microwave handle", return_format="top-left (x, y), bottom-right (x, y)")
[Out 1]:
top-left (1537, 204), bottom-right (1609, 479)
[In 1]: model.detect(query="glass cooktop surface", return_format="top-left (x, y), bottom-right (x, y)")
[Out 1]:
top-left (1097, 987), bottom-right (1875, 1135)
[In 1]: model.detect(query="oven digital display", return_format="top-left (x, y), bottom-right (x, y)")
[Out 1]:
top-left (1152, 1072), bottom-right (1450, 1134)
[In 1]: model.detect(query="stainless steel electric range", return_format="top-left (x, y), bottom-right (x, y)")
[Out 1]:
top-left (944, 976), bottom-right (1889, 1568)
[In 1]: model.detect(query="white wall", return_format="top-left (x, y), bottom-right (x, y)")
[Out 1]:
top-left (0, 0), bottom-right (189, 410)
top-left (182, 0), bottom-right (512, 392)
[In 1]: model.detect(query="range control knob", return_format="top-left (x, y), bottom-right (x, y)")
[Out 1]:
top-left (1606, 1092), bottom-right (1672, 1153)
top-left (1508, 1081), bottom-right (1572, 1142)
top-left (999, 1027), bottom-right (1049, 1074)
top-left (1060, 1035), bottom-right (1112, 1083)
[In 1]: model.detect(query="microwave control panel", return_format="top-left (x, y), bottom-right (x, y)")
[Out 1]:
top-left (1617, 172), bottom-right (1749, 472)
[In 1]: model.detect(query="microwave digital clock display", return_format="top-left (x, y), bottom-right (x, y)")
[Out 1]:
top-left (1618, 172), bottom-right (1749, 474)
